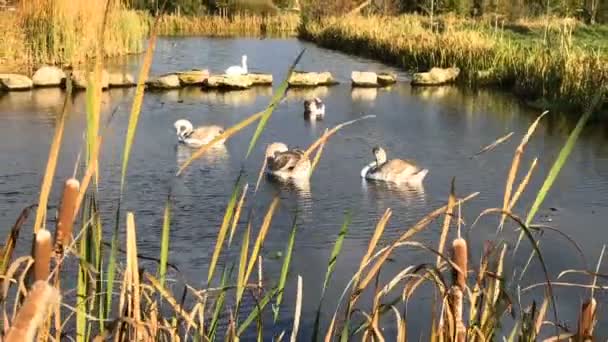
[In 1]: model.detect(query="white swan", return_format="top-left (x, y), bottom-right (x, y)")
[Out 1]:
top-left (303, 97), bottom-right (325, 120)
top-left (225, 55), bottom-right (248, 76)
top-left (265, 142), bottom-right (311, 180)
top-left (173, 119), bottom-right (225, 148)
top-left (361, 146), bottom-right (428, 185)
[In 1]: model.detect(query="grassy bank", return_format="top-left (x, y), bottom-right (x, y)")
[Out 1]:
top-left (0, 10), bottom-right (606, 340)
top-left (0, 8), bottom-right (299, 71)
top-left (300, 14), bottom-right (608, 111)
top-left (155, 13), bottom-right (300, 36)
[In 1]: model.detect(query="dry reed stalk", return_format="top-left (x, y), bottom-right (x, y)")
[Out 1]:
top-left (33, 229), bottom-right (52, 282)
top-left (577, 298), bottom-right (596, 340)
top-left (450, 286), bottom-right (466, 342)
top-left (229, 183), bottom-right (249, 246)
top-left (125, 212), bottom-right (142, 339)
top-left (54, 178), bottom-right (80, 255)
top-left (302, 115), bottom-right (375, 159)
top-left (5, 281), bottom-right (60, 342)
top-left (451, 238), bottom-right (468, 290)
top-left (437, 179), bottom-right (456, 267)
top-left (500, 112), bottom-right (547, 230)
top-left (290, 275), bottom-right (303, 342)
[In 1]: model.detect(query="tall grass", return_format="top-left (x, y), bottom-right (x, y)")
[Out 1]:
top-left (1, 0), bottom-right (146, 68)
top-left (0, 4), bottom-right (607, 342)
top-left (155, 13), bottom-right (300, 36)
top-left (300, 14), bottom-right (608, 110)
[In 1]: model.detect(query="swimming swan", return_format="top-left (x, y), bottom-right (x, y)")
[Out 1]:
top-left (265, 142), bottom-right (311, 180)
top-left (361, 146), bottom-right (428, 185)
top-left (225, 55), bottom-right (248, 76)
top-left (304, 97), bottom-right (325, 120)
top-left (174, 119), bottom-right (225, 148)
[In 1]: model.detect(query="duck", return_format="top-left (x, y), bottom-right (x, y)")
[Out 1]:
top-left (265, 142), bottom-right (311, 180)
top-left (173, 119), bottom-right (225, 148)
top-left (225, 55), bottom-right (248, 76)
top-left (361, 146), bottom-right (428, 185)
top-left (303, 97), bottom-right (325, 120)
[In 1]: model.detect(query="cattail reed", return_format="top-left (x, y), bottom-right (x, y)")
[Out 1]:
top-left (577, 297), bottom-right (596, 340)
top-left (451, 237), bottom-right (468, 290)
top-left (54, 178), bottom-right (79, 255)
top-left (5, 281), bottom-right (60, 342)
top-left (33, 229), bottom-right (52, 282)
top-left (450, 286), bottom-right (466, 342)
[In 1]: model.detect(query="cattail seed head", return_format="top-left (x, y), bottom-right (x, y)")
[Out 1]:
top-left (55, 178), bottom-right (80, 255)
top-left (451, 237), bottom-right (468, 289)
top-left (578, 297), bottom-right (597, 340)
top-left (5, 281), bottom-right (60, 342)
top-left (33, 229), bottom-right (52, 282)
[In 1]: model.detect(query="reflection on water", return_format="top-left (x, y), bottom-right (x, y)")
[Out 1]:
top-left (1, 37), bottom-right (608, 337)
top-left (285, 87), bottom-right (329, 102)
top-left (176, 144), bottom-right (228, 168)
top-left (351, 87), bottom-right (378, 102)
top-left (409, 85), bottom-right (460, 101)
top-left (177, 87), bottom-right (273, 106)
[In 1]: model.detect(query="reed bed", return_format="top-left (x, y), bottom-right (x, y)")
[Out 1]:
top-left (0, 5), bottom-right (607, 342)
top-left (0, 0), bottom-right (146, 68)
top-left (155, 13), bottom-right (300, 36)
top-left (300, 14), bottom-right (608, 111)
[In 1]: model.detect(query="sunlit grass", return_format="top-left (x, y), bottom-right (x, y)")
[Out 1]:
top-left (300, 14), bottom-right (608, 110)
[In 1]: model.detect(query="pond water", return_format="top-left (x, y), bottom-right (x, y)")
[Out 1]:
top-left (1, 37), bottom-right (608, 339)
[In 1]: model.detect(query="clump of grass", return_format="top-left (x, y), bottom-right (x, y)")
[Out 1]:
top-left (2, 0), bottom-right (146, 68)
top-left (300, 14), bottom-right (608, 110)
top-left (155, 13), bottom-right (300, 36)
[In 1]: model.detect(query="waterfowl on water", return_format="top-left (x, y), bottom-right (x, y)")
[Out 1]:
top-left (361, 146), bottom-right (428, 185)
top-left (265, 142), bottom-right (311, 180)
top-left (225, 55), bottom-right (248, 76)
top-left (303, 97), bottom-right (325, 120)
top-left (173, 119), bottom-right (225, 148)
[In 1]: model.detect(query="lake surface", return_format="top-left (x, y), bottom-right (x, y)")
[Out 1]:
top-left (1, 37), bottom-right (608, 338)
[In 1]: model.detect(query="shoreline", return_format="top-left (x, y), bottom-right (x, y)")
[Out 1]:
top-left (299, 15), bottom-right (608, 116)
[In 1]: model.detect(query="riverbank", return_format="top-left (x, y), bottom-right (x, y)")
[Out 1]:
top-left (299, 14), bottom-right (608, 111)
top-left (155, 12), bottom-right (299, 36)
top-left (0, 8), bottom-right (298, 71)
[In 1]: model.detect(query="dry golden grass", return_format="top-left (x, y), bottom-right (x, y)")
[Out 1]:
top-left (0, 0), bottom-right (146, 68)
top-left (156, 13), bottom-right (300, 36)
top-left (301, 14), bottom-right (608, 109)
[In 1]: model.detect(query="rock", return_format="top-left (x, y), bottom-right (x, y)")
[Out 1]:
top-left (377, 72), bottom-right (397, 86)
top-left (351, 71), bottom-right (378, 87)
top-left (247, 73), bottom-right (273, 85)
top-left (288, 71), bottom-right (337, 87)
top-left (71, 70), bottom-right (110, 90)
top-left (32, 66), bottom-right (66, 87)
top-left (203, 75), bottom-right (252, 90)
top-left (411, 67), bottom-right (460, 86)
top-left (177, 69), bottom-right (209, 86)
top-left (0, 74), bottom-right (33, 90)
top-left (108, 71), bottom-right (136, 87)
top-left (147, 74), bottom-right (180, 89)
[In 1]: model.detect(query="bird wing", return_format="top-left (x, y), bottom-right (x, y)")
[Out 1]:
top-left (189, 126), bottom-right (223, 144)
top-left (268, 151), bottom-right (302, 171)
top-left (377, 159), bottom-right (422, 177)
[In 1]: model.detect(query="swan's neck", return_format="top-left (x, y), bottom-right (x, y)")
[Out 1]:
top-left (242, 59), bottom-right (248, 73)
top-left (361, 161), bottom-right (377, 178)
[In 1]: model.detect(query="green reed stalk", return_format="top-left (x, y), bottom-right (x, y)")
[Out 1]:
top-left (159, 196), bottom-right (172, 288)
top-left (273, 220), bottom-right (297, 322)
top-left (208, 176), bottom-right (243, 283)
top-left (312, 211), bottom-right (351, 341)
